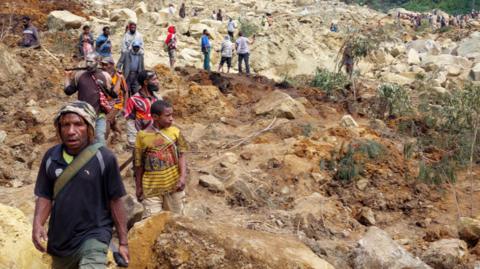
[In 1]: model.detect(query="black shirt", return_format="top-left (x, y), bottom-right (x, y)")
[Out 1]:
top-left (34, 144), bottom-right (126, 257)
top-left (64, 70), bottom-right (111, 114)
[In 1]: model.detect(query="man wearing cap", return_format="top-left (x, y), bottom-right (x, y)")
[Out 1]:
top-left (64, 54), bottom-right (117, 145)
top-left (100, 56), bottom-right (128, 140)
top-left (117, 40), bottom-right (145, 95)
top-left (32, 101), bottom-right (129, 268)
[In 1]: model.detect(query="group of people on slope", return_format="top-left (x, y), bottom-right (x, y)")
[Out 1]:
top-left (29, 19), bottom-right (188, 269)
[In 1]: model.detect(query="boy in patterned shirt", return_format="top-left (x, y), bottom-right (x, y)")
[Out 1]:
top-left (134, 100), bottom-right (188, 216)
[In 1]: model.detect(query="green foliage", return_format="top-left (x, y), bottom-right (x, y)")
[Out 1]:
top-left (238, 18), bottom-right (259, 38)
top-left (325, 140), bottom-right (386, 182)
top-left (342, 0), bottom-right (474, 15)
top-left (311, 68), bottom-right (350, 98)
top-left (377, 84), bottom-right (413, 118)
top-left (418, 158), bottom-right (457, 185)
top-left (350, 37), bottom-right (376, 59)
top-left (302, 124), bottom-right (313, 137)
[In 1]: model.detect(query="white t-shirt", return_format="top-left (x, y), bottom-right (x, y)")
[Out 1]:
top-left (236, 37), bottom-right (249, 54)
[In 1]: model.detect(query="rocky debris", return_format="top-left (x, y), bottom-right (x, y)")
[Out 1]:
top-left (199, 174), bottom-right (225, 193)
top-left (0, 203), bottom-right (48, 269)
top-left (353, 226), bottom-right (432, 269)
top-left (0, 44), bottom-right (25, 83)
top-left (421, 239), bottom-right (468, 269)
top-left (128, 212), bottom-right (335, 268)
top-left (407, 39), bottom-right (441, 55)
top-left (123, 194), bottom-right (144, 229)
top-left (458, 217), bottom-right (480, 243)
top-left (283, 154), bottom-right (314, 175)
top-left (340, 115), bottom-right (359, 128)
top-left (47, 10), bottom-right (86, 31)
top-left (225, 179), bottom-right (258, 207)
top-left (407, 49), bottom-right (421, 65)
top-left (254, 90), bottom-right (307, 120)
top-left (110, 8), bottom-right (137, 23)
top-left (356, 207), bottom-right (376, 226)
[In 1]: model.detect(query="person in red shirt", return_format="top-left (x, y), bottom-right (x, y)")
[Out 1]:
top-left (124, 70), bottom-right (160, 147)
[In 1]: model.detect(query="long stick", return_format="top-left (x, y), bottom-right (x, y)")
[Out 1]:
top-left (468, 121), bottom-right (478, 217)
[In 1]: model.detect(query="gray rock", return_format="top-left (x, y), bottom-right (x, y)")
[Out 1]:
top-left (47, 10), bottom-right (86, 31)
top-left (0, 131), bottom-right (6, 144)
top-left (340, 115), bottom-right (359, 128)
top-left (458, 217), bottom-right (480, 242)
top-left (199, 175), bottom-right (225, 193)
top-left (357, 207), bottom-right (376, 226)
top-left (422, 239), bottom-right (468, 269)
top-left (353, 226), bottom-right (432, 269)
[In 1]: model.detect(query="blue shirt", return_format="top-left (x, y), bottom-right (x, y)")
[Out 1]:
top-left (201, 35), bottom-right (210, 49)
top-left (96, 34), bottom-right (112, 57)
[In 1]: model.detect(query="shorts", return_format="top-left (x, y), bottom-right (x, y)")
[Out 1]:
top-left (168, 49), bottom-right (176, 60)
top-left (142, 190), bottom-right (186, 217)
top-left (220, 56), bottom-right (232, 68)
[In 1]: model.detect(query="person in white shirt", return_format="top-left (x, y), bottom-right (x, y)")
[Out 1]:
top-left (235, 32), bottom-right (255, 75)
top-left (217, 35), bottom-right (233, 73)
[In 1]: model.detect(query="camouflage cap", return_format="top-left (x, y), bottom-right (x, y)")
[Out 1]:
top-left (54, 101), bottom-right (97, 129)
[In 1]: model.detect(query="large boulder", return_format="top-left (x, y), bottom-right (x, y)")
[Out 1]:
top-left (0, 203), bottom-right (49, 269)
top-left (47, 10), bottom-right (86, 31)
top-left (353, 226), bottom-right (431, 269)
top-left (190, 23), bottom-right (215, 39)
top-left (110, 8), bottom-right (137, 23)
top-left (407, 49), bottom-right (421, 65)
top-left (422, 55), bottom-right (472, 71)
top-left (406, 40), bottom-right (440, 55)
top-left (128, 212), bottom-right (335, 268)
top-left (458, 217), bottom-right (480, 242)
top-left (134, 1), bottom-right (148, 15)
top-left (421, 239), bottom-right (468, 269)
top-left (254, 90), bottom-right (307, 119)
top-left (456, 32), bottom-right (480, 60)
top-left (382, 73), bottom-right (415, 86)
top-left (470, 63), bottom-right (480, 81)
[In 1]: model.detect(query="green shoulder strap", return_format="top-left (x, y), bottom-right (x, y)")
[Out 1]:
top-left (53, 143), bottom-right (103, 199)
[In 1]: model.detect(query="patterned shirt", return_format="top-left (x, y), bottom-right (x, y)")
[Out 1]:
top-left (134, 126), bottom-right (188, 196)
top-left (124, 91), bottom-right (158, 131)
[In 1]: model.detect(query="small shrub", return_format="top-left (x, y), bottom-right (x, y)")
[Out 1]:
top-left (377, 83), bottom-right (413, 118)
top-left (238, 18), bottom-right (259, 38)
top-left (311, 68), bottom-right (350, 98)
top-left (330, 140), bottom-right (386, 182)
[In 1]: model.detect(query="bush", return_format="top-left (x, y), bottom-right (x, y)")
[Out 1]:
top-left (323, 140), bottom-right (386, 182)
top-left (238, 18), bottom-right (259, 38)
top-left (376, 84), bottom-right (413, 118)
top-left (311, 68), bottom-right (350, 98)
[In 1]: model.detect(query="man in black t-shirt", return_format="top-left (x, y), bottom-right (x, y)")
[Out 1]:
top-left (32, 101), bottom-right (129, 269)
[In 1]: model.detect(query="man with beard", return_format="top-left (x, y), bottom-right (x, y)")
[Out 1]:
top-left (119, 21), bottom-right (144, 60)
top-left (32, 101), bottom-right (129, 268)
top-left (64, 54), bottom-right (117, 145)
top-left (96, 26), bottom-right (112, 57)
top-left (124, 70), bottom-right (160, 148)
top-left (19, 16), bottom-right (40, 48)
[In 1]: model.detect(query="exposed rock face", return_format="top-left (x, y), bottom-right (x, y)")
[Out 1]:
top-left (47, 10), bottom-right (86, 30)
top-left (0, 203), bottom-right (49, 269)
top-left (421, 239), bottom-right (468, 269)
top-left (128, 212), bottom-right (335, 269)
top-left (254, 90), bottom-right (307, 119)
top-left (353, 226), bottom-right (432, 269)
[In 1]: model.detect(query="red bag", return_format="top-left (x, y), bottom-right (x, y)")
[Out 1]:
top-left (91, 74), bottom-right (113, 114)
